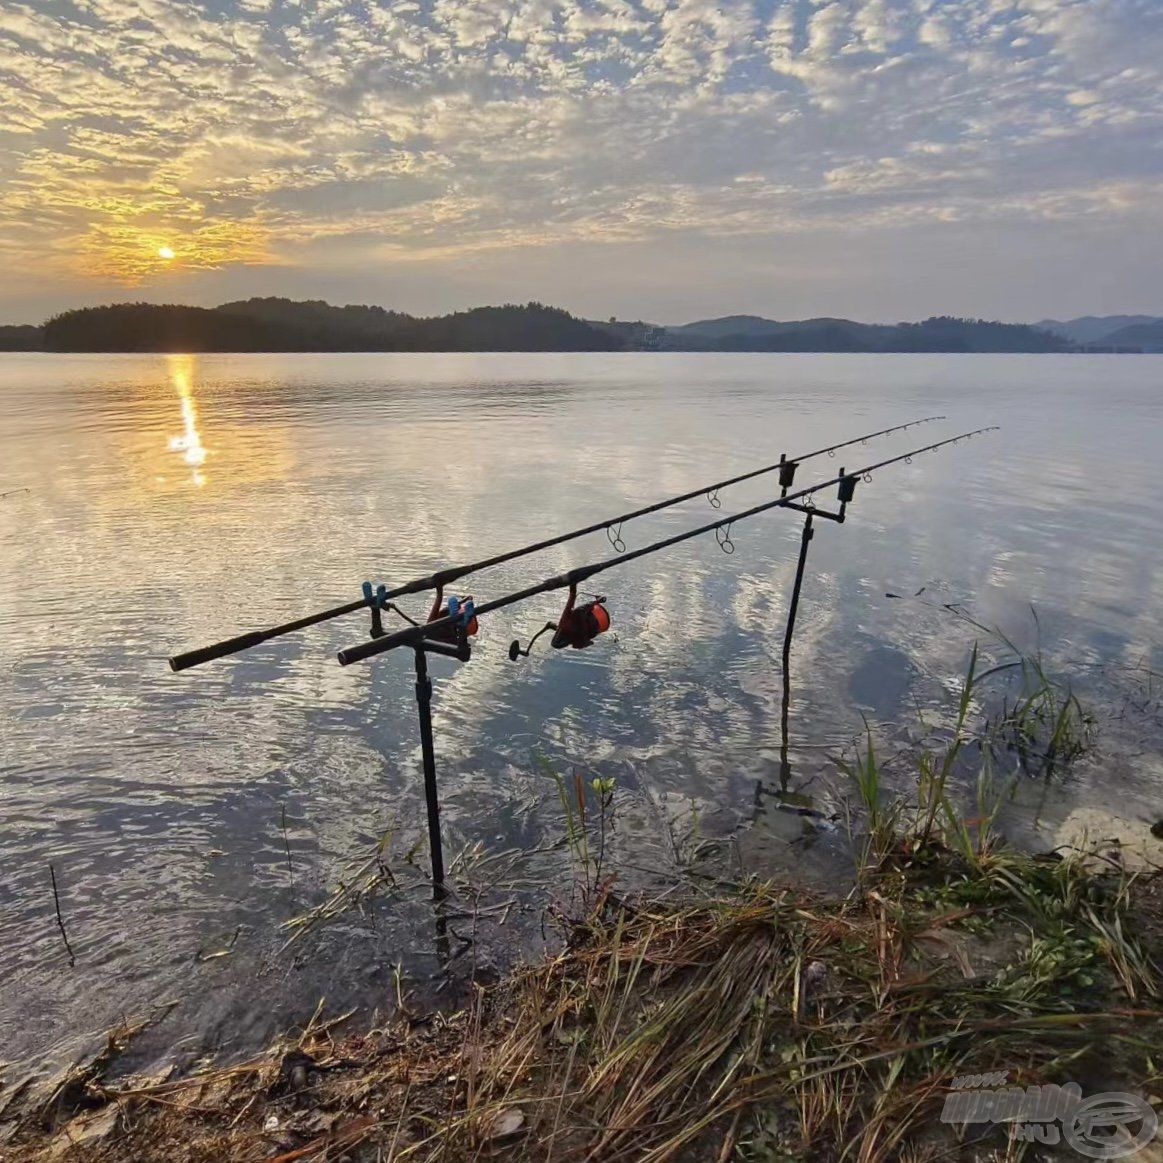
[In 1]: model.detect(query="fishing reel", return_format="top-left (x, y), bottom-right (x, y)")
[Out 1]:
top-left (508, 585), bottom-right (610, 661)
top-left (426, 587), bottom-right (478, 646)
top-left (363, 582), bottom-right (478, 652)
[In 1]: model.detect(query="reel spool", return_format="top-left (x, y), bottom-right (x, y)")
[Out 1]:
top-left (509, 586), bottom-right (611, 660)
top-left (551, 593), bottom-right (610, 650)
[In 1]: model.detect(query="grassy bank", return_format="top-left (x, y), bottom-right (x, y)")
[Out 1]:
top-left (6, 826), bottom-right (1161, 1160)
top-left (5, 643), bottom-right (1162, 1161)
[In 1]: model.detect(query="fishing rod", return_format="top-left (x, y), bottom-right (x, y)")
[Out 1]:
top-left (337, 427), bottom-right (998, 666)
top-left (341, 423), bottom-right (996, 899)
top-left (168, 415), bottom-right (945, 671)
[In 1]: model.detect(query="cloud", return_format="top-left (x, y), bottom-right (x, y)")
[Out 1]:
top-left (0, 0), bottom-right (1161, 317)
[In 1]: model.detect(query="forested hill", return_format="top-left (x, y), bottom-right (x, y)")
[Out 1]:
top-left (0, 299), bottom-right (1136, 353)
top-left (39, 299), bottom-right (621, 352)
top-left (0, 324), bottom-right (42, 350)
top-left (662, 315), bottom-right (1069, 353)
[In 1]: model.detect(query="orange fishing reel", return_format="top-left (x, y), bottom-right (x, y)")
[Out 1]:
top-left (509, 585), bottom-right (610, 660)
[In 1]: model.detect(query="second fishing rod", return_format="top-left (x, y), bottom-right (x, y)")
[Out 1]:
top-left (338, 426), bottom-right (998, 665)
top-left (339, 423), bottom-right (996, 897)
top-left (168, 415), bottom-right (945, 671)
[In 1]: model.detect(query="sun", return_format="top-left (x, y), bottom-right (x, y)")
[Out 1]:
top-left (157, 246), bottom-right (176, 260)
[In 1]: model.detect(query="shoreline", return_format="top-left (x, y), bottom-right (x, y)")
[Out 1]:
top-left (5, 814), bottom-right (1161, 1161)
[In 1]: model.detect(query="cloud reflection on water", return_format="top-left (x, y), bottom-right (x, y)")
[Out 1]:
top-left (1, 352), bottom-right (1162, 1079)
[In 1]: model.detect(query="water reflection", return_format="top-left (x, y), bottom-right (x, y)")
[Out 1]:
top-left (165, 355), bottom-right (208, 487)
top-left (1, 352), bottom-right (1162, 1083)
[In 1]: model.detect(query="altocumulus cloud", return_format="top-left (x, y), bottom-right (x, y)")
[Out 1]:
top-left (1, 0), bottom-right (1161, 320)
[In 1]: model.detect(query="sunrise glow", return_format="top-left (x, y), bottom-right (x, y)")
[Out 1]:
top-left (0, 0), bottom-right (1159, 318)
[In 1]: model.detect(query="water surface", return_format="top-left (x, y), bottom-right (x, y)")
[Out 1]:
top-left (1, 352), bottom-right (1161, 1077)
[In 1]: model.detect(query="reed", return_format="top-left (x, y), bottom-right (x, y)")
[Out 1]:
top-left (11, 795), bottom-right (1158, 1162)
top-left (951, 607), bottom-right (1094, 779)
top-left (9, 637), bottom-right (1151, 1162)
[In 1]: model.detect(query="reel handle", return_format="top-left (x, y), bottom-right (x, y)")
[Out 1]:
top-left (509, 622), bottom-right (557, 661)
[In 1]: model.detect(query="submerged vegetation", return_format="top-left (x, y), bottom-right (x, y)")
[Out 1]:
top-left (4, 642), bottom-right (1160, 1161)
top-left (952, 608), bottom-right (1095, 782)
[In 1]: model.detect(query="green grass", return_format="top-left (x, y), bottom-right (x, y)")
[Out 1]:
top-left (21, 752), bottom-right (1158, 1163)
top-left (17, 623), bottom-right (1151, 1162)
top-left (950, 607), bottom-right (1095, 779)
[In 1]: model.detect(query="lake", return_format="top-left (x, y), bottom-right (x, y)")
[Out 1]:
top-left (1, 352), bottom-right (1161, 1078)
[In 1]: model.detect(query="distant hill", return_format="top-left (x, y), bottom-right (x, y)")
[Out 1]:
top-left (44, 303), bottom-right (309, 352)
top-left (663, 315), bottom-right (1068, 353)
top-left (1035, 315), bottom-right (1163, 346)
top-left (403, 304), bottom-right (618, 351)
top-left (669, 315), bottom-right (797, 341)
top-left (41, 299), bottom-right (621, 353)
top-left (1100, 321), bottom-right (1163, 352)
top-left (667, 315), bottom-right (899, 349)
top-left (215, 297), bottom-right (411, 348)
top-left (587, 317), bottom-right (667, 349)
top-left (3, 299), bottom-right (1155, 354)
top-left (0, 324), bottom-right (42, 351)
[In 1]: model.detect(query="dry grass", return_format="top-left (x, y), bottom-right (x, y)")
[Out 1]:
top-left (5, 836), bottom-right (1160, 1163)
top-left (6, 642), bottom-right (1160, 1161)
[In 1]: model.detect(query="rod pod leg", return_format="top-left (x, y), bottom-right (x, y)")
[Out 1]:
top-left (413, 646), bottom-right (447, 899)
top-left (779, 513), bottom-right (814, 791)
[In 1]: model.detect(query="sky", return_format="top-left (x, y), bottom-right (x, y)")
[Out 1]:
top-left (1, 0), bottom-right (1161, 325)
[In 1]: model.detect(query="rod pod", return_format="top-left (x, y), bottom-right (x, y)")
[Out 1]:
top-left (339, 427), bottom-right (999, 665)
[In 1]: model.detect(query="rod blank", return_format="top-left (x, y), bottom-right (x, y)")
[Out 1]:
top-left (337, 427), bottom-right (998, 666)
top-left (169, 415), bottom-right (945, 671)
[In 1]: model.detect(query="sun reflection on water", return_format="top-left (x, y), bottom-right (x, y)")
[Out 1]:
top-left (166, 354), bottom-right (207, 486)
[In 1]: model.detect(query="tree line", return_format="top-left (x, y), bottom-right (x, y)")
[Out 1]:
top-left (0, 299), bottom-right (1080, 353)
top-left (35, 299), bottom-right (622, 352)
top-left (661, 315), bottom-right (1070, 353)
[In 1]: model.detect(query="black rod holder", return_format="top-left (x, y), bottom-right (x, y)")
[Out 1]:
top-left (413, 646), bottom-right (446, 898)
top-left (782, 501), bottom-right (844, 524)
top-left (779, 512), bottom-right (815, 791)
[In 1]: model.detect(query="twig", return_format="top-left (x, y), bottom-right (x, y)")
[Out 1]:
top-left (281, 803), bottom-right (294, 887)
top-left (50, 863), bottom-right (76, 967)
top-left (716, 1107), bottom-right (743, 1162)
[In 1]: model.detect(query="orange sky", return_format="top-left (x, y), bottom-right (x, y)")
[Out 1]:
top-left (2, 0), bottom-right (1161, 324)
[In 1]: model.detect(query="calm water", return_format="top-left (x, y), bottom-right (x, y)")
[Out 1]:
top-left (1, 352), bottom-right (1161, 1079)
